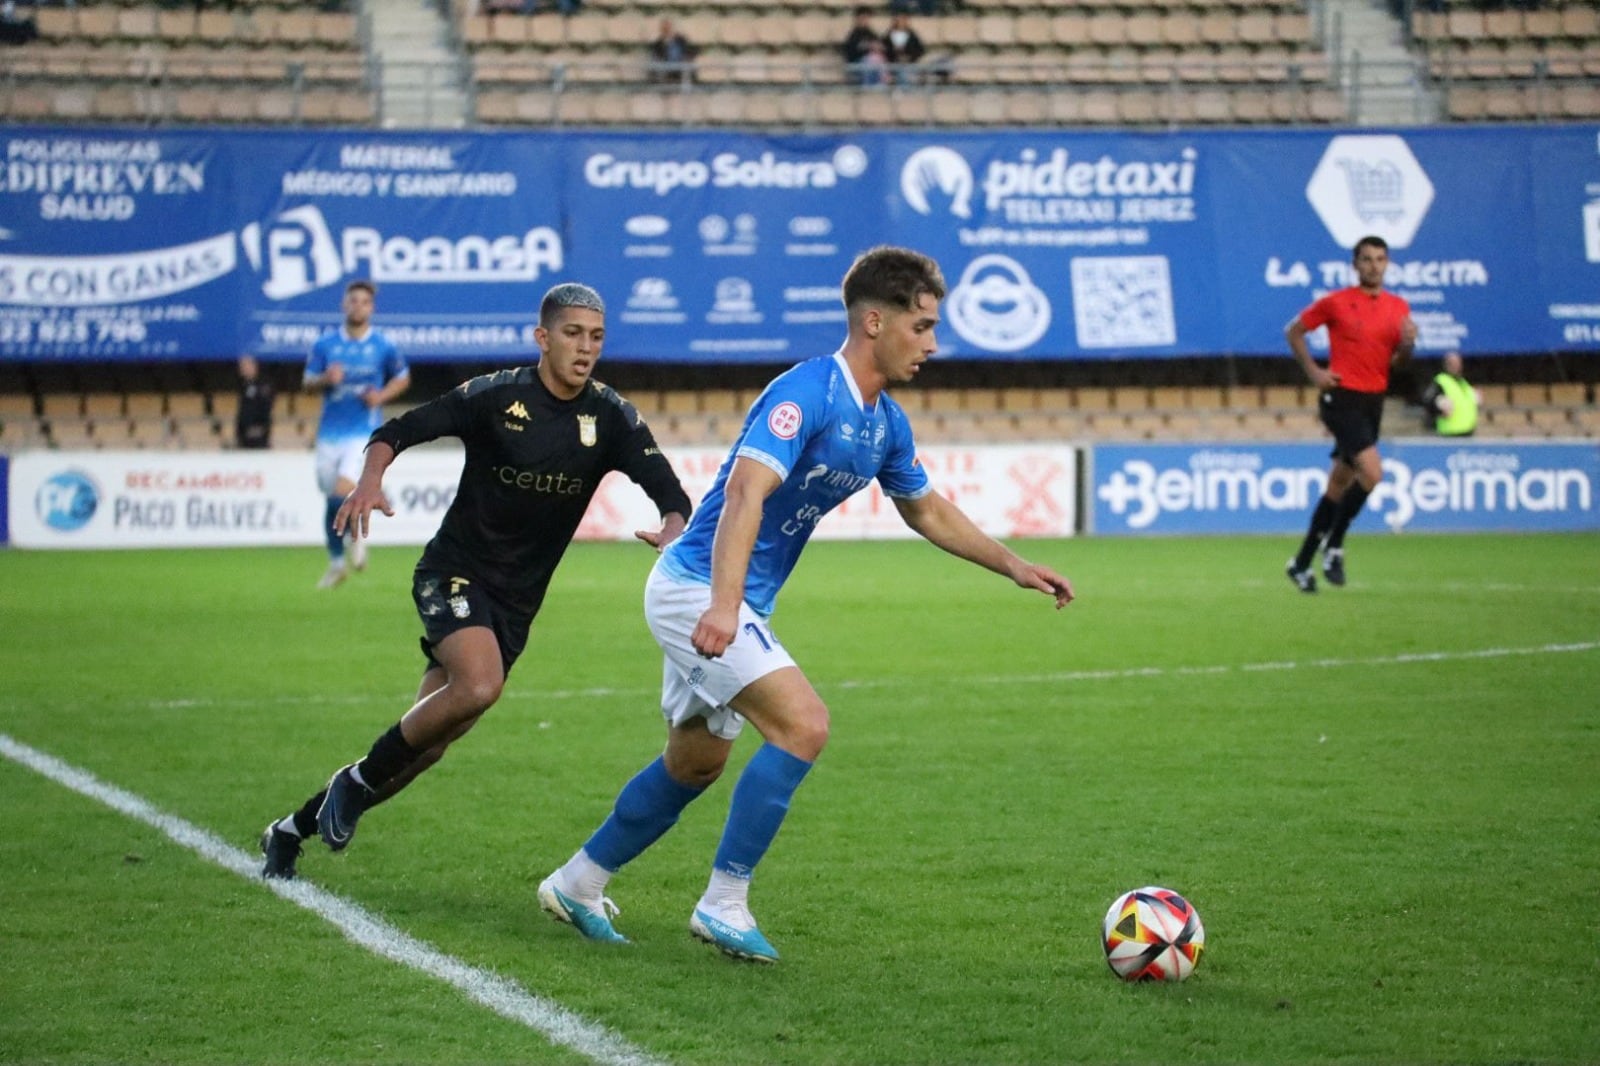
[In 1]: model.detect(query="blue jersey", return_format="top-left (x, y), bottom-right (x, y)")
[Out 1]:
top-left (660, 351), bottom-right (932, 617)
top-left (305, 327), bottom-right (407, 444)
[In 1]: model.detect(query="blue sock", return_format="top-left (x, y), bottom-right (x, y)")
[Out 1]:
top-left (324, 496), bottom-right (344, 561)
top-left (584, 756), bottom-right (704, 872)
top-left (713, 744), bottom-right (813, 878)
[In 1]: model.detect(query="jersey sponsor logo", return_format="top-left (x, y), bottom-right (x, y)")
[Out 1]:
top-left (493, 465), bottom-right (586, 495)
top-left (577, 414), bottom-right (597, 447)
top-left (768, 401), bottom-right (802, 439)
top-left (504, 401), bottom-right (529, 420)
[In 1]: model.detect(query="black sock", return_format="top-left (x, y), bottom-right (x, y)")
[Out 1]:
top-left (1324, 484), bottom-right (1371, 552)
top-left (1294, 495), bottom-right (1339, 569)
top-left (291, 790), bottom-right (326, 838)
top-left (354, 722), bottom-right (421, 794)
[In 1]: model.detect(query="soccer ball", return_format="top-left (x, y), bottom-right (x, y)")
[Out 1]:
top-left (1101, 886), bottom-right (1205, 982)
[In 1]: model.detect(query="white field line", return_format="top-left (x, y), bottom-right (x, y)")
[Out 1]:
top-left (833, 639), bottom-right (1600, 690)
top-left (46, 639), bottom-right (1600, 714)
top-left (0, 734), bottom-right (670, 1066)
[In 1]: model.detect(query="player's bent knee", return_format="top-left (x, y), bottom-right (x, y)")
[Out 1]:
top-left (447, 676), bottom-right (503, 715)
top-left (781, 707), bottom-right (830, 762)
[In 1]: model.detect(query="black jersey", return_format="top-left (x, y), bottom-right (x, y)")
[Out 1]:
top-left (370, 367), bottom-right (691, 615)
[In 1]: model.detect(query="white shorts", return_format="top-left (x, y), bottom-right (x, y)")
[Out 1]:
top-left (315, 437), bottom-right (366, 496)
top-left (644, 560), bottom-right (797, 741)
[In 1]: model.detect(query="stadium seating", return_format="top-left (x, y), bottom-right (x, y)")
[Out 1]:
top-left (9, 0), bottom-right (375, 125)
top-left (5, 0), bottom-right (1596, 126)
top-left (6, 378), bottom-right (1595, 451)
top-left (1413, 0), bottom-right (1600, 121)
top-left (461, 0), bottom-right (1340, 127)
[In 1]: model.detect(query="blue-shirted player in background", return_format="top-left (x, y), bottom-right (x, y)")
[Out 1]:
top-left (539, 246), bottom-right (1074, 962)
top-left (303, 280), bottom-right (411, 589)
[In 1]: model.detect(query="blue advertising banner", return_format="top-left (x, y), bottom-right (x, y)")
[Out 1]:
top-left (238, 133), bottom-right (566, 361)
top-left (0, 132), bottom-right (234, 359)
top-left (564, 133), bottom-right (875, 363)
top-left (1090, 440), bottom-right (1600, 536)
top-left (2, 124), bottom-right (1597, 363)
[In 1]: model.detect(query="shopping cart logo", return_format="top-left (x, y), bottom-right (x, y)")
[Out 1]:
top-left (1304, 135), bottom-right (1433, 249)
top-left (1337, 158), bottom-right (1405, 222)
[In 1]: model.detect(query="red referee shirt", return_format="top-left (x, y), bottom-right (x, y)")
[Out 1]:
top-left (1298, 287), bottom-right (1411, 395)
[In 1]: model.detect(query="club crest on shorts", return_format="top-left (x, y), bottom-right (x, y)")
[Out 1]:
top-left (577, 414), bottom-right (597, 447)
top-left (449, 595), bottom-right (471, 619)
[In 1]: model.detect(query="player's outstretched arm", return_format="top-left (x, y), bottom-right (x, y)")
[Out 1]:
top-left (334, 441), bottom-right (397, 540)
top-left (635, 511), bottom-right (688, 552)
top-left (893, 491), bottom-right (1074, 609)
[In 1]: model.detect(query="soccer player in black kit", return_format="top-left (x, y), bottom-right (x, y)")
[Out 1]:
top-left (259, 283), bottom-right (693, 879)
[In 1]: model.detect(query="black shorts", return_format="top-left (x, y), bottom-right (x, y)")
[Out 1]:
top-left (1317, 388), bottom-right (1385, 464)
top-left (412, 565), bottom-right (532, 676)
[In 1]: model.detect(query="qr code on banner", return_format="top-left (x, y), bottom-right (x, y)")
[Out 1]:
top-left (1070, 256), bottom-right (1177, 349)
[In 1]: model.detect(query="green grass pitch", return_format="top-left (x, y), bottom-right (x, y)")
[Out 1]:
top-left (1, 532), bottom-right (1597, 1065)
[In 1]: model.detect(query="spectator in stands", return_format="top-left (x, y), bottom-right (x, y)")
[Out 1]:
top-left (883, 12), bottom-right (925, 84)
top-left (648, 17), bottom-right (699, 85)
top-left (1417, 351), bottom-right (1481, 437)
top-left (842, 6), bottom-right (886, 86)
top-left (0, 1), bottom-right (38, 46)
top-left (257, 283), bottom-right (691, 882)
top-left (234, 355), bottom-right (275, 450)
top-left (1284, 235), bottom-right (1417, 593)
top-left (535, 247), bottom-right (1073, 963)
top-left (303, 280), bottom-right (411, 590)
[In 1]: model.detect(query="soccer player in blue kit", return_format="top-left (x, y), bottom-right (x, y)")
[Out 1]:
top-left (538, 246), bottom-right (1074, 962)
top-left (304, 280), bottom-right (411, 588)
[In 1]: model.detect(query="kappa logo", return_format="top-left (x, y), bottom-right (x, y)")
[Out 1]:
top-left (505, 401), bottom-right (530, 420)
top-left (901, 146), bottom-right (975, 219)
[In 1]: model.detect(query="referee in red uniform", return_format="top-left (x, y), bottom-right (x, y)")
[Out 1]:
top-left (1284, 235), bottom-right (1417, 592)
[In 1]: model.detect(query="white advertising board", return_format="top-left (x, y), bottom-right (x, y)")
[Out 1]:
top-left (8, 442), bottom-right (1077, 549)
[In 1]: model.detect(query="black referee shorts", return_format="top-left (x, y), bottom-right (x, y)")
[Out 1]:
top-left (1317, 388), bottom-right (1385, 465)
top-left (411, 565), bottom-right (532, 676)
